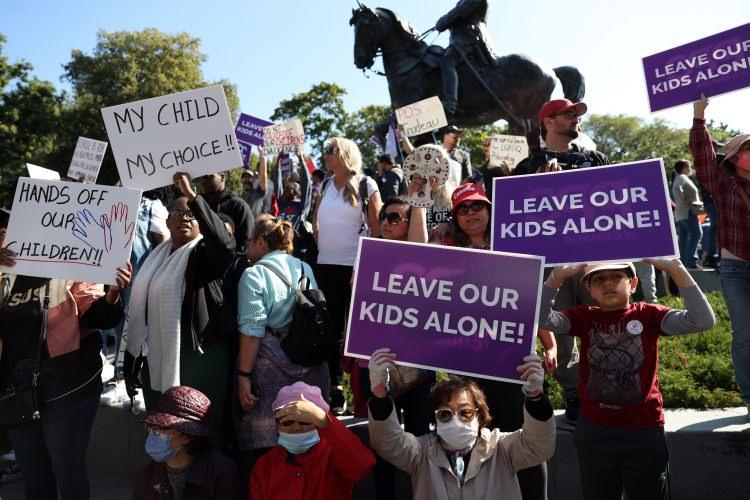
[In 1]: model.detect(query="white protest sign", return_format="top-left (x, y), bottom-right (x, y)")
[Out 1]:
top-left (395, 96), bottom-right (448, 137)
top-left (489, 135), bottom-right (528, 169)
top-left (26, 164), bottom-right (61, 181)
top-left (0, 178), bottom-right (142, 284)
top-left (262, 119), bottom-right (305, 155)
top-left (67, 137), bottom-right (108, 183)
top-left (101, 85), bottom-right (242, 191)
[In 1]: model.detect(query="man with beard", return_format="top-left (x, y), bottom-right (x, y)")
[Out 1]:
top-left (514, 99), bottom-right (610, 425)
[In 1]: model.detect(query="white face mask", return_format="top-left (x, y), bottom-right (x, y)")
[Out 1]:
top-left (436, 416), bottom-right (479, 451)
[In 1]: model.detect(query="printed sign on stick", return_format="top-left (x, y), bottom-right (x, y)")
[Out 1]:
top-left (491, 159), bottom-right (678, 266)
top-left (489, 135), bottom-right (528, 169)
top-left (67, 137), bottom-right (108, 183)
top-left (262, 119), bottom-right (305, 155)
top-left (101, 85), bottom-right (242, 190)
top-left (395, 96), bottom-right (448, 137)
top-left (345, 238), bottom-right (545, 383)
top-left (0, 178), bottom-right (142, 284)
top-left (26, 164), bottom-right (60, 181)
top-left (235, 114), bottom-right (273, 168)
top-left (642, 23), bottom-right (750, 112)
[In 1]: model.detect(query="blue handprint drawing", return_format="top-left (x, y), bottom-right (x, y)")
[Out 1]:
top-left (71, 209), bottom-right (106, 251)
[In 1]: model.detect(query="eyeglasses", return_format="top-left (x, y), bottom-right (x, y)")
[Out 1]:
top-left (455, 201), bottom-right (487, 216)
top-left (589, 273), bottom-right (629, 286)
top-left (168, 210), bottom-right (195, 220)
top-left (552, 110), bottom-right (580, 121)
top-left (380, 211), bottom-right (409, 225)
top-left (324, 145), bottom-right (338, 156)
top-left (435, 408), bottom-right (478, 423)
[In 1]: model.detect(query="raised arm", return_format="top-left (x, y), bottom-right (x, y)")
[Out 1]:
top-left (689, 94), bottom-right (719, 194)
top-left (539, 265), bottom-right (587, 333)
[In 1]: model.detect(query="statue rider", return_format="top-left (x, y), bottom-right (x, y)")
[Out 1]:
top-left (436, 0), bottom-right (500, 115)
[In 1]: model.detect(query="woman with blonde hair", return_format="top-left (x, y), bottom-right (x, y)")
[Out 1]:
top-left (235, 214), bottom-right (329, 479)
top-left (313, 137), bottom-right (382, 413)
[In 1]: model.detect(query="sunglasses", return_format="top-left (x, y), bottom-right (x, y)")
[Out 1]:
top-left (552, 110), bottom-right (580, 121)
top-left (435, 408), bottom-right (478, 423)
top-left (324, 145), bottom-right (338, 155)
top-left (455, 201), bottom-right (487, 216)
top-left (168, 210), bottom-right (195, 220)
top-left (380, 212), bottom-right (409, 225)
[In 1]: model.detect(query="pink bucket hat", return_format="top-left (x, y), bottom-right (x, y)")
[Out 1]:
top-left (272, 382), bottom-right (330, 413)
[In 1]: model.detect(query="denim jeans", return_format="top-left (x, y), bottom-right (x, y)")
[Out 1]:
top-left (701, 200), bottom-right (719, 261)
top-left (720, 258), bottom-right (750, 403)
top-left (677, 212), bottom-right (702, 267)
top-left (7, 360), bottom-right (101, 500)
top-left (634, 261), bottom-right (657, 303)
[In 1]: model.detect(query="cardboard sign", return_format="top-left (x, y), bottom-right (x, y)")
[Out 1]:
top-left (263, 119), bottom-right (305, 155)
top-left (0, 178), bottom-right (142, 284)
top-left (26, 164), bottom-right (60, 181)
top-left (395, 96), bottom-right (448, 137)
top-left (235, 114), bottom-right (273, 168)
top-left (345, 238), bottom-right (544, 383)
top-left (67, 137), bottom-right (108, 182)
top-left (643, 23), bottom-right (750, 112)
top-left (489, 135), bottom-right (528, 169)
top-left (101, 85), bottom-right (242, 190)
top-left (491, 159), bottom-right (678, 266)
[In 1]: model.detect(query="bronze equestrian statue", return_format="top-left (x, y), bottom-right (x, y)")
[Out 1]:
top-left (350, 1), bottom-right (585, 136)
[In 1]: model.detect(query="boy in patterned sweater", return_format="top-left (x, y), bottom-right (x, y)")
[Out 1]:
top-left (539, 258), bottom-right (715, 500)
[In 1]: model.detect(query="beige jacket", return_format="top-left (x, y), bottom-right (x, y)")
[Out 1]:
top-left (368, 406), bottom-right (556, 500)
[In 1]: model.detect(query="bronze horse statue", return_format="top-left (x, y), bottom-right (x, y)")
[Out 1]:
top-left (349, 3), bottom-right (585, 136)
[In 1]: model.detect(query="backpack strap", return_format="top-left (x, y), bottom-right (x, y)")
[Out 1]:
top-left (298, 259), bottom-right (311, 291)
top-left (359, 177), bottom-right (369, 216)
top-left (255, 261), bottom-right (297, 293)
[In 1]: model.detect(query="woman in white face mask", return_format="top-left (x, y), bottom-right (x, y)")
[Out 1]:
top-left (367, 348), bottom-right (556, 500)
top-left (249, 382), bottom-right (376, 500)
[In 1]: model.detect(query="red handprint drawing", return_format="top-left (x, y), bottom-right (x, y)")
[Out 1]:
top-left (100, 203), bottom-right (135, 253)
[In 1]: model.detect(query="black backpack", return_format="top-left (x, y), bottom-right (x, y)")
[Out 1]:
top-left (255, 260), bottom-right (334, 367)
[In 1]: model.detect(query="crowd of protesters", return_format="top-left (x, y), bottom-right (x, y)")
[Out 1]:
top-left (0, 92), bottom-right (747, 500)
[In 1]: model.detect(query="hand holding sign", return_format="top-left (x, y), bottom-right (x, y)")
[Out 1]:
top-left (368, 348), bottom-right (397, 397)
top-left (694, 92), bottom-right (709, 118)
top-left (517, 354), bottom-right (544, 397)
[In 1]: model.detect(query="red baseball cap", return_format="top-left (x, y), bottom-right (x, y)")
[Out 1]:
top-left (538, 99), bottom-right (588, 124)
top-left (451, 183), bottom-right (491, 216)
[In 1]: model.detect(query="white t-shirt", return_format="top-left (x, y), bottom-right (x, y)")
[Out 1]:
top-left (317, 175), bottom-right (378, 266)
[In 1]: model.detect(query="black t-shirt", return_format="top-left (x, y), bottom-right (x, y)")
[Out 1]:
top-left (426, 206), bottom-right (452, 231)
top-left (0, 276), bottom-right (49, 366)
top-left (480, 160), bottom-right (508, 203)
top-left (513, 143), bottom-right (610, 176)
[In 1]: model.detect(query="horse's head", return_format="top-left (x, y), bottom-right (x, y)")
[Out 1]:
top-left (349, 2), bottom-right (382, 70)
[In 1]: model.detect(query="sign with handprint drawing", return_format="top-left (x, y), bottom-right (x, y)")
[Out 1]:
top-left (0, 178), bottom-right (142, 284)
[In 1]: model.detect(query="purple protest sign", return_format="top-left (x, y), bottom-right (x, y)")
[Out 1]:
top-left (642, 23), bottom-right (750, 112)
top-left (491, 159), bottom-right (678, 266)
top-left (235, 114), bottom-right (272, 167)
top-left (344, 238), bottom-right (544, 383)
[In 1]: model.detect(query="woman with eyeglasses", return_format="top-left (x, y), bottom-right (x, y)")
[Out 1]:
top-left (430, 183), bottom-right (557, 500)
top-left (234, 215), bottom-right (329, 483)
top-left (313, 137), bottom-right (383, 414)
top-left (249, 382), bottom-right (375, 499)
top-left (366, 348), bottom-right (554, 499)
top-left (124, 172), bottom-right (237, 448)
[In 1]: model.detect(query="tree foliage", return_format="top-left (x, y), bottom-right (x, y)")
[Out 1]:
top-left (342, 104), bottom-right (391, 168)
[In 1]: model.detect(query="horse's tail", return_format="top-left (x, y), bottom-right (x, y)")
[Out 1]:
top-left (553, 66), bottom-right (586, 103)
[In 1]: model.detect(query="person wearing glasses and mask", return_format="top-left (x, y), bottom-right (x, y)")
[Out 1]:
top-left (250, 382), bottom-right (375, 500)
top-left (367, 348), bottom-right (554, 500)
top-left (124, 172), bottom-right (236, 448)
top-left (133, 385), bottom-right (241, 499)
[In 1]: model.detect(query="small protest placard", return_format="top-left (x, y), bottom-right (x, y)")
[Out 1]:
top-left (67, 137), bottom-right (108, 183)
top-left (263, 119), bottom-right (305, 155)
top-left (345, 238), bottom-right (544, 383)
top-left (26, 164), bottom-right (60, 181)
top-left (0, 178), bottom-right (142, 284)
top-left (489, 135), bottom-right (528, 169)
top-left (402, 144), bottom-right (450, 208)
top-left (491, 159), bottom-right (678, 266)
top-left (235, 114), bottom-right (273, 168)
top-left (101, 85), bottom-right (242, 191)
top-left (395, 96), bottom-right (448, 137)
top-left (642, 23), bottom-right (750, 112)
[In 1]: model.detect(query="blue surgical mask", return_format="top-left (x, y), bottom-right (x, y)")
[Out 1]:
top-left (145, 431), bottom-right (178, 462)
top-left (278, 429), bottom-right (320, 455)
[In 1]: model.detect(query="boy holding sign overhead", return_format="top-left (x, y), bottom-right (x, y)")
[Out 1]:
top-left (539, 258), bottom-right (715, 500)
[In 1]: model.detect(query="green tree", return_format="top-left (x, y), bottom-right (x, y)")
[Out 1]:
top-left (271, 82), bottom-right (348, 165)
top-left (55, 28), bottom-right (239, 187)
top-left (342, 104), bottom-right (392, 169)
top-left (0, 34), bottom-right (63, 206)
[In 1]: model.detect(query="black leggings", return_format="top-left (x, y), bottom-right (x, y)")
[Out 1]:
top-left (315, 263), bottom-right (354, 385)
top-left (472, 378), bottom-right (548, 500)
